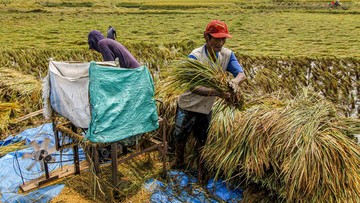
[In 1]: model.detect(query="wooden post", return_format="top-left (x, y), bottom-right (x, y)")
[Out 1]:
top-left (73, 145), bottom-right (80, 175)
top-left (91, 145), bottom-right (100, 174)
top-left (70, 124), bottom-right (81, 175)
top-left (111, 143), bottom-right (118, 186)
top-left (161, 118), bottom-right (167, 178)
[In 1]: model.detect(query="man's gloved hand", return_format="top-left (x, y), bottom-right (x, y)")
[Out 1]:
top-left (218, 92), bottom-right (231, 99)
top-left (115, 57), bottom-right (120, 67)
top-left (228, 79), bottom-right (239, 93)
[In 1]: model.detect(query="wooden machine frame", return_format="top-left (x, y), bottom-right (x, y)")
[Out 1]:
top-left (20, 110), bottom-right (168, 192)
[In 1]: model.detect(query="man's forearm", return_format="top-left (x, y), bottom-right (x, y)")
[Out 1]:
top-left (191, 86), bottom-right (219, 96)
top-left (232, 72), bottom-right (246, 84)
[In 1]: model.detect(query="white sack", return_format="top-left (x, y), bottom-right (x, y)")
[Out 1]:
top-left (46, 61), bottom-right (91, 128)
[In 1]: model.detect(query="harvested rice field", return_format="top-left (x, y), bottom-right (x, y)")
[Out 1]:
top-left (0, 0), bottom-right (360, 202)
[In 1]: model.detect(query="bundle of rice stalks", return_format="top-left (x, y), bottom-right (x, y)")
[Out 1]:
top-left (159, 58), bottom-right (245, 109)
top-left (155, 83), bottom-right (178, 145)
top-left (202, 88), bottom-right (360, 202)
top-left (0, 67), bottom-right (42, 105)
top-left (156, 58), bottom-right (247, 145)
top-left (0, 140), bottom-right (26, 157)
top-left (0, 102), bottom-right (20, 136)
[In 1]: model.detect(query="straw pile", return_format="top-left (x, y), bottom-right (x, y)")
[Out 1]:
top-left (0, 102), bottom-right (20, 136)
top-left (160, 58), bottom-right (360, 202)
top-left (157, 58), bottom-right (245, 145)
top-left (203, 89), bottom-right (360, 202)
top-left (0, 67), bottom-right (42, 107)
top-left (0, 67), bottom-right (43, 137)
top-left (159, 58), bottom-right (245, 108)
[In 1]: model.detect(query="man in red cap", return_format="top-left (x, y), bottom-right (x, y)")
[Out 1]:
top-left (172, 20), bottom-right (246, 183)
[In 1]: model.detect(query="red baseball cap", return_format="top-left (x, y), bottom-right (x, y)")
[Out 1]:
top-left (205, 20), bottom-right (232, 38)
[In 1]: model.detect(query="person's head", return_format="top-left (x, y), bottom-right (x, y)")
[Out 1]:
top-left (204, 20), bottom-right (231, 55)
top-left (88, 30), bottom-right (104, 52)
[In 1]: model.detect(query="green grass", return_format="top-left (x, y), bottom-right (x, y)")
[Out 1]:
top-left (0, 0), bottom-right (359, 57)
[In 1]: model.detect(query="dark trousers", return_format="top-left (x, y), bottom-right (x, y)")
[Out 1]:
top-left (172, 105), bottom-right (212, 165)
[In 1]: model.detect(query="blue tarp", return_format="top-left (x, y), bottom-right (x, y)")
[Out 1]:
top-left (2, 185), bottom-right (65, 203)
top-left (1, 124), bottom-right (243, 202)
top-left (87, 62), bottom-right (159, 143)
top-left (144, 171), bottom-right (243, 203)
top-left (0, 123), bottom-right (85, 203)
top-left (0, 124), bottom-right (52, 147)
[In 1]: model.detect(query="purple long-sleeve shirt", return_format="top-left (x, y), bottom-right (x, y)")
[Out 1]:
top-left (88, 30), bottom-right (140, 68)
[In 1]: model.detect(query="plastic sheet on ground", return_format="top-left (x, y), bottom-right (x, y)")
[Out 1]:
top-left (144, 171), bottom-right (243, 203)
top-left (0, 123), bottom-right (85, 202)
top-left (1, 185), bottom-right (65, 203)
top-left (0, 124), bottom-right (52, 147)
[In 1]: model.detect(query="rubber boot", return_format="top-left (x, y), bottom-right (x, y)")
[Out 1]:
top-left (171, 140), bottom-right (186, 169)
top-left (197, 159), bottom-right (205, 185)
top-left (195, 140), bottom-right (206, 185)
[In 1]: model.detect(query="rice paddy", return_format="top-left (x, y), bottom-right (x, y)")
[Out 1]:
top-left (0, 1), bottom-right (359, 57)
top-left (1, 0), bottom-right (360, 202)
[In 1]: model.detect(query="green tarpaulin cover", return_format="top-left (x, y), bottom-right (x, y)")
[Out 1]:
top-left (86, 62), bottom-right (159, 143)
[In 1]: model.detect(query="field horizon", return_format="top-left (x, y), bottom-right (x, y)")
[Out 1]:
top-left (0, 0), bottom-right (359, 57)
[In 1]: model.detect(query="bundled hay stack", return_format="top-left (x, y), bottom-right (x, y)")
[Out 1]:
top-left (157, 58), bottom-right (245, 145)
top-left (158, 58), bottom-right (245, 109)
top-left (0, 67), bottom-right (42, 108)
top-left (0, 67), bottom-right (42, 137)
top-left (0, 102), bottom-right (20, 136)
top-left (160, 58), bottom-right (360, 202)
top-left (204, 89), bottom-right (360, 202)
